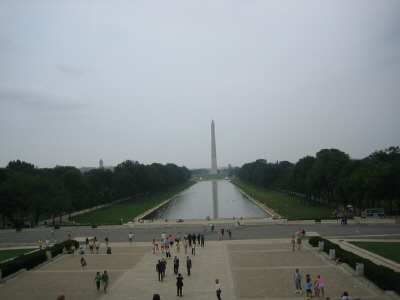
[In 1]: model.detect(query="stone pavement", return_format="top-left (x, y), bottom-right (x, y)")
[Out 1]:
top-left (1, 235), bottom-right (399, 300)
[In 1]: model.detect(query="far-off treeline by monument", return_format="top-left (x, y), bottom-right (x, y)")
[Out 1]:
top-left (0, 146), bottom-right (399, 228)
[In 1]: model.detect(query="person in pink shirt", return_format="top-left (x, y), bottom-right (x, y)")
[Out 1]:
top-left (314, 275), bottom-right (325, 298)
top-left (169, 235), bottom-right (175, 247)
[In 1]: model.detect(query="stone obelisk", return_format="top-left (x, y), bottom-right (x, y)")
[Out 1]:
top-left (211, 120), bottom-right (218, 174)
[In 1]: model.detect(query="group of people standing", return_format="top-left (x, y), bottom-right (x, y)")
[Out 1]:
top-left (294, 269), bottom-right (326, 298)
top-left (85, 236), bottom-right (112, 254)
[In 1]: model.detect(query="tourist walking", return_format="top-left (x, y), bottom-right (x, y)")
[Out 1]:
top-left (80, 257), bottom-right (87, 269)
top-left (191, 243), bottom-right (196, 255)
top-left (101, 270), bottom-right (109, 294)
top-left (297, 235), bottom-right (302, 250)
top-left (191, 233), bottom-right (196, 245)
top-left (166, 246), bottom-right (171, 258)
top-left (305, 278), bottom-right (312, 298)
top-left (215, 279), bottom-right (222, 300)
top-left (104, 237), bottom-right (109, 246)
top-left (186, 256), bottom-right (192, 276)
top-left (176, 273), bottom-right (184, 297)
top-left (294, 268), bottom-right (303, 293)
top-left (89, 240), bottom-right (94, 254)
top-left (314, 275), bottom-right (325, 298)
top-left (128, 232), bottom-right (133, 243)
top-left (169, 235), bottom-right (174, 247)
top-left (188, 234), bottom-right (192, 246)
top-left (156, 260), bottom-right (164, 281)
top-left (161, 240), bottom-right (165, 253)
top-left (201, 235), bottom-right (205, 247)
top-left (183, 238), bottom-right (189, 254)
top-left (161, 258), bottom-right (167, 278)
top-left (94, 271), bottom-right (101, 294)
top-left (38, 239), bottom-right (43, 250)
top-left (173, 256), bottom-right (180, 275)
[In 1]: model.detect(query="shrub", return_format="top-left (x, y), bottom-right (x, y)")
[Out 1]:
top-left (309, 238), bottom-right (400, 294)
top-left (0, 240), bottom-right (79, 279)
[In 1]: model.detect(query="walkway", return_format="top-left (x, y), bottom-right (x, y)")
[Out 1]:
top-left (1, 236), bottom-right (399, 300)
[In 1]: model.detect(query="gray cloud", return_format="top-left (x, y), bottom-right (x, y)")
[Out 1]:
top-left (55, 63), bottom-right (87, 76)
top-left (0, 82), bottom-right (86, 111)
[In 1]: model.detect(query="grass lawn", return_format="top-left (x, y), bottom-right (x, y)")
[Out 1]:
top-left (0, 248), bottom-right (37, 262)
top-left (71, 181), bottom-right (196, 224)
top-left (349, 242), bottom-right (400, 264)
top-left (230, 180), bottom-right (336, 220)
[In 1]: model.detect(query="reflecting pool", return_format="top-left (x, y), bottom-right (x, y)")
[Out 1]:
top-left (144, 180), bottom-right (270, 219)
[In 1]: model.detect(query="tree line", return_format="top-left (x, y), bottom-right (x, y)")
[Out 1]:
top-left (0, 160), bottom-right (191, 227)
top-left (239, 146), bottom-right (400, 214)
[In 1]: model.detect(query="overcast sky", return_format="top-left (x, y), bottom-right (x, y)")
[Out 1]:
top-left (1, 1), bottom-right (399, 170)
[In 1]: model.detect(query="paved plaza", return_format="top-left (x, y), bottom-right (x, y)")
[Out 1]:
top-left (1, 234), bottom-right (397, 300)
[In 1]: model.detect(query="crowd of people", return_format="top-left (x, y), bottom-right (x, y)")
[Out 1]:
top-left (51, 224), bottom-right (361, 300)
top-left (150, 229), bottom-right (226, 299)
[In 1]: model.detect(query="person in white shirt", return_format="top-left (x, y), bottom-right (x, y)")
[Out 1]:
top-left (215, 279), bottom-right (221, 300)
top-left (340, 291), bottom-right (351, 300)
top-left (128, 232), bottom-right (133, 243)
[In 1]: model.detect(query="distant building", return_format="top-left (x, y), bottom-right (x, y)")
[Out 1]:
top-left (79, 160), bottom-right (114, 174)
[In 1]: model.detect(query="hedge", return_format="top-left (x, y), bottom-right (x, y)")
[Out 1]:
top-left (309, 237), bottom-right (400, 294)
top-left (0, 240), bottom-right (79, 279)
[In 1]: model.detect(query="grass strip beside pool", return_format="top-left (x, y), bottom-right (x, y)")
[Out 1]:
top-left (71, 181), bottom-right (196, 224)
top-left (230, 180), bottom-right (337, 220)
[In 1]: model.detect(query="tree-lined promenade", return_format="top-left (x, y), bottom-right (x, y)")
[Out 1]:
top-left (239, 146), bottom-right (400, 215)
top-left (0, 160), bottom-right (191, 227)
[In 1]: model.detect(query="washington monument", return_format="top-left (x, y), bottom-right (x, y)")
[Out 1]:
top-left (211, 120), bottom-right (218, 174)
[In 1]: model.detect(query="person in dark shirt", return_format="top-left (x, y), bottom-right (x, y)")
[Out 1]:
top-left (176, 273), bottom-right (184, 297)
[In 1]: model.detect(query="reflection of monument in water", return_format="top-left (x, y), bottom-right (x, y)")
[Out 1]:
top-left (211, 120), bottom-right (218, 174)
top-left (212, 180), bottom-right (219, 218)
top-left (211, 120), bottom-right (219, 217)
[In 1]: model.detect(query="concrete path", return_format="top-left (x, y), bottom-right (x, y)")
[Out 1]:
top-left (1, 235), bottom-right (399, 300)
